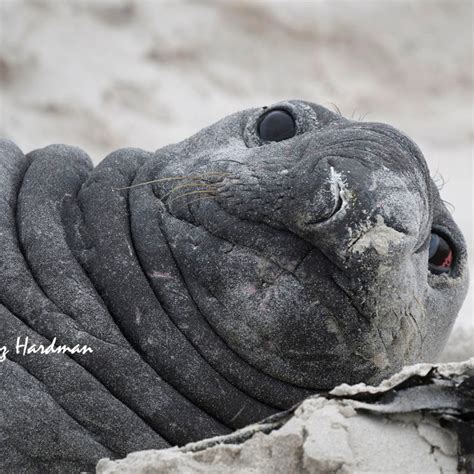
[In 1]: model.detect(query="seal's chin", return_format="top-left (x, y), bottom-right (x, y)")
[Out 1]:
top-left (209, 250), bottom-right (407, 389)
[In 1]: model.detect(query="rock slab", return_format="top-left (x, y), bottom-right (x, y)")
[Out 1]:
top-left (97, 359), bottom-right (474, 473)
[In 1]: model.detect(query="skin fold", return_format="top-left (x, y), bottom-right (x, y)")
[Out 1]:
top-left (0, 100), bottom-right (468, 472)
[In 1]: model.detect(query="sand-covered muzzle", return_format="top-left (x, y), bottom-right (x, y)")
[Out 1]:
top-left (0, 101), bottom-right (469, 472)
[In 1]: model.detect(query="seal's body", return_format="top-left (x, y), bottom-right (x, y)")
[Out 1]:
top-left (0, 101), bottom-right (468, 472)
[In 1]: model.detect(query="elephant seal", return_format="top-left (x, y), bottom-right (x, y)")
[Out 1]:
top-left (0, 100), bottom-right (469, 472)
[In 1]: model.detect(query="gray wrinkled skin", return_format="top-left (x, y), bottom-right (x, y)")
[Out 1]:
top-left (0, 101), bottom-right (469, 472)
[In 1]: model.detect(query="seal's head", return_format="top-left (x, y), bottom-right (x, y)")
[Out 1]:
top-left (141, 100), bottom-right (469, 389)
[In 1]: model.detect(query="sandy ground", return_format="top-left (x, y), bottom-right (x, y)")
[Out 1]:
top-left (0, 0), bottom-right (472, 353)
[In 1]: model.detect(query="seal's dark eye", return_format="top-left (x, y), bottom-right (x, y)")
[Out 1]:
top-left (428, 233), bottom-right (453, 275)
top-left (258, 109), bottom-right (296, 142)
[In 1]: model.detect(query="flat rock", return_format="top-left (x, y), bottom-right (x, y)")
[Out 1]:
top-left (97, 359), bottom-right (474, 473)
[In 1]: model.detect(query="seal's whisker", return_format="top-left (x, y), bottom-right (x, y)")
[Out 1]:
top-left (432, 170), bottom-right (447, 191)
top-left (114, 172), bottom-right (231, 191)
top-left (161, 182), bottom-right (218, 201)
top-left (114, 176), bottom-right (190, 191)
top-left (166, 189), bottom-right (217, 206)
top-left (442, 199), bottom-right (455, 214)
top-left (329, 102), bottom-right (343, 116)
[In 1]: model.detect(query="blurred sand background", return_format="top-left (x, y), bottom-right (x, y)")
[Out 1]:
top-left (0, 0), bottom-right (472, 357)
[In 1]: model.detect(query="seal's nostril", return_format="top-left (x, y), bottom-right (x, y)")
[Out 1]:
top-left (331, 188), bottom-right (344, 217)
top-left (326, 167), bottom-right (346, 221)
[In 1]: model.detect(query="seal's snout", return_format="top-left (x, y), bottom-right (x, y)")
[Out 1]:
top-left (213, 117), bottom-right (431, 266)
top-left (283, 123), bottom-right (433, 262)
